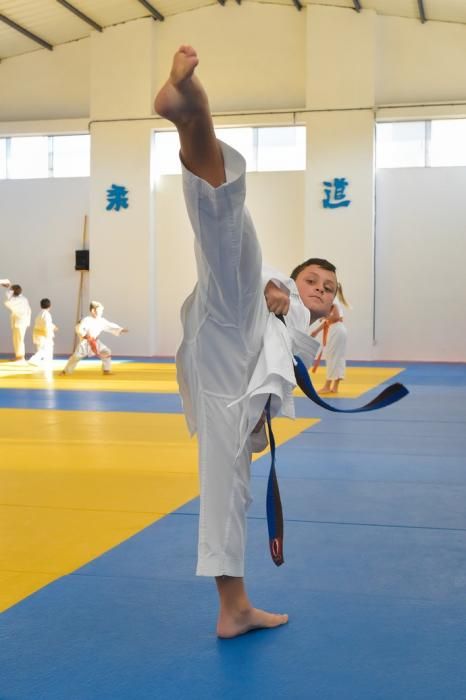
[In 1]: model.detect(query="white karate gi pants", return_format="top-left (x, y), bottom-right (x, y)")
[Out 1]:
top-left (323, 322), bottom-right (347, 380)
top-left (178, 144), bottom-right (265, 578)
top-left (29, 338), bottom-right (54, 366)
top-left (63, 339), bottom-right (112, 374)
top-left (12, 325), bottom-right (28, 359)
top-left (178, 142), bottom-right (317, 578)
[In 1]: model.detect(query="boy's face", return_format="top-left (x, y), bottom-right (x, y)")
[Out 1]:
top-left (294, 264), bottom-right (337, 319)
top-left (91, 306), bottom-right (103, 318)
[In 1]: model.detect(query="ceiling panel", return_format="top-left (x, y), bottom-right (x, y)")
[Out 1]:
top-left (362, 0), bottom-right (419, 20)
top-left (428, 0), bottom-right (466, 24)
top-left (1, 0), bottom-right (466, 61)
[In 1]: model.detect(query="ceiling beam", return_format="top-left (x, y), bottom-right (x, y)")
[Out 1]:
top-left (0, 13), bottom-right (53, 50)
top-left (292, 0), bottom-right (303, 10)
top-left (136, 0), bottom-right (165, 21)
top-left (56, 0), bottom-right (103, 32)
top-left (418, 0), bottom-right (427, 23)
top-left (353, 0), bottom-right (362, 11)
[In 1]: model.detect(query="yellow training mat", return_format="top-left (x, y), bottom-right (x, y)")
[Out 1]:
top-left (0, 361), bottom-right (404, 397)
top-left (0, 408), bottom-right (317, 612)
top-left (293, 366), bottom-right (405, 399)
top-left (0, 360), bottom-right (179, 393)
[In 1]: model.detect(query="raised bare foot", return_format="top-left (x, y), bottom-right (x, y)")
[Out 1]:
top-left (154, 45), bottom-right (207, 124)
top-left (217, 606), bottom-right (288, 639)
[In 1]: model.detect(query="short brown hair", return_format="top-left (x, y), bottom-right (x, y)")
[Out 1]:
top-left (290, 258), bottom-right (336, 280)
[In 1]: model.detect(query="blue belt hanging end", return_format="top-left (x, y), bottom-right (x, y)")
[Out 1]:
top-left (265, 396), bottom-right (284, 567)
top-left (263, 315), bottom-right (409, 568)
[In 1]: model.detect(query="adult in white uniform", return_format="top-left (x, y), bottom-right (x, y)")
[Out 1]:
top-left (154, 46), bottom-right (338, 639)
top-left (61, 301), bottom-right (127, 375)
top-left (3, 284), bottom-right (31, 361)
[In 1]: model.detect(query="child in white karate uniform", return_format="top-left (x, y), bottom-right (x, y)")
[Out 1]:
top-left (61, 301), bottom-right (127, 375)
top-left (154, 46), bottom-right (338, 639)
top-left (315, 283), bottom-right (351, 394)
top-left (29, 298), bottom-right (57, 368)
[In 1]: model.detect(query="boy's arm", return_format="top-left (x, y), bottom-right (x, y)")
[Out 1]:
top-left (101, 319), bottom-right (128, 336)
top-left (264, 281), bottom-right (290, 316)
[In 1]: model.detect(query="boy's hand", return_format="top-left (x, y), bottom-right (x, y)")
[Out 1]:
top-left (264, 281), bottom-right (290, 316)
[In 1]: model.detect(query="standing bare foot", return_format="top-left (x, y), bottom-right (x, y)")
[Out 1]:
top-left (217, 606), bottom-right (288, 639)
top-left (215, 576), bottom-right (288, 639)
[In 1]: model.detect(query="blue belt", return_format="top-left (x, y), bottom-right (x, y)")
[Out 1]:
top-left (265, 316), bottom-right (409, 567)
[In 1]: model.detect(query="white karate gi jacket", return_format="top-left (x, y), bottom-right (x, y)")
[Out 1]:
top-left (33, 309), bottom-right (55, 346)
top-left (177, 142), bottom-right (319, 577)
top-left (76, 315), bottom-right (123, 342)
top-left (4, 291), bottom-right (31, 329)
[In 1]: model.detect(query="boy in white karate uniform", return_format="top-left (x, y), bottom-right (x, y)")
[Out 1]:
top-left (154, 46), bottom-right (338, 638)
top-left (29, 298), bottom-right (57, 368)
top-left (3, 284), bottom-right (31, 361)
top-left (61, 301), bottom-right (127, 375)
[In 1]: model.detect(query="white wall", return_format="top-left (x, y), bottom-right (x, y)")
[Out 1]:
top-left (374, 168), bottom-right (466, 362)
top-left (2, 3), bottom-right (466, 360)
top-left (304, 6), bottom-right (376, 358)
top-left (376, 16), bottom-right (466, 105)
top-left (303, 110), bottom-right (375, 359)
top-left (151, 3), bottom-right (306, 112)
top-left (306, 5), bottom-right (376, 110)
top-left (0, 178), bottom-right (89, 355)
top-left (0, 40), bottom-right (90, 122)
top-left (89, 120), bottom-right (155, 355)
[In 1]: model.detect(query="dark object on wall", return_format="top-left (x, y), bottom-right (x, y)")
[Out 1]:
top-left (75, 250), bottom-right (89, 271)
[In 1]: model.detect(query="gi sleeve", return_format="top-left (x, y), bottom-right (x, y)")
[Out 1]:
top-left (101, 318), bottom-right (124, 336)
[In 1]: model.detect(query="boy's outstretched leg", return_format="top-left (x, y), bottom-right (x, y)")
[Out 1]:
top-left (155, 46), bottom-right (289, 639)
top-left (216, 576), bottom-right (288, 639)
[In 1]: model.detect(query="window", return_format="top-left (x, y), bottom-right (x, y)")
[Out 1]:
top-left (376, 122), bottom-right (426, 168)
top-left (257, 126), bottom-right (306, 172)
top-left (153, 125), bottom-right (306, 176)
top-left (216, 127), bottom-right (256, 169)
top-left (8, 136), bottom-right (49, 179)
top-left (430, 119), bottom-right (466, 167)
top-left (0, 139), bottom-right (6, 179)
top-left (52, 135), bottom-right (90, 177)
top-left (376, 118), bottom-right (466, 168)
top-left (0, 134), bottom-right (90, 179)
